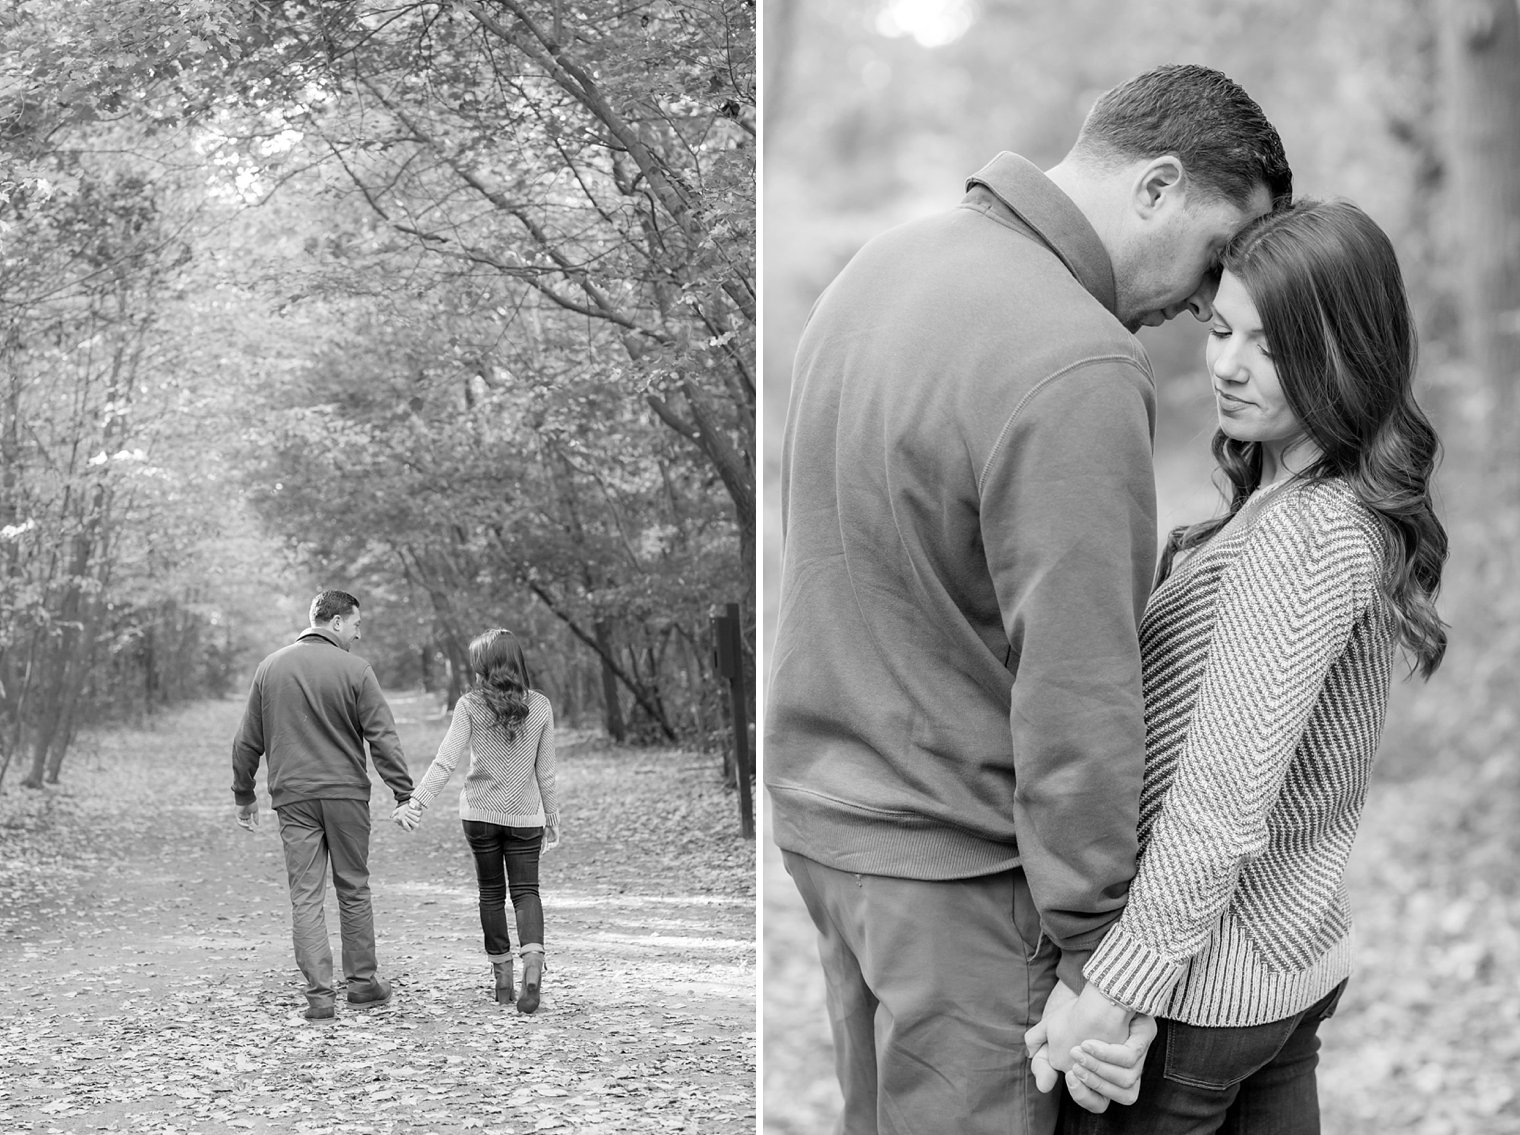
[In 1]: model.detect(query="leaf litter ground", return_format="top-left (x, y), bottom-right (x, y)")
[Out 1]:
top-left (0, 694), bottom-right (756, 1134)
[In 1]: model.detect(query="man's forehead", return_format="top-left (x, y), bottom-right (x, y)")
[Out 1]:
top-left (1207, 190), bottom-right (1270, 246)
top-left (1242, 183), bottom-right (1274, 222)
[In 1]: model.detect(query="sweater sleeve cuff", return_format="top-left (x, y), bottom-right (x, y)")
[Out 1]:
top-left (233, 789), bottom-right (257, 806)
top-left (1083, 923), bottom-right (1188, 1017)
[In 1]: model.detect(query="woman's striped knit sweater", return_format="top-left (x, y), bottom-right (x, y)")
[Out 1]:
top-left (412, 689), bottom-right (559, 828)
top-left (1083, 478), bottom-right (1394, 1027)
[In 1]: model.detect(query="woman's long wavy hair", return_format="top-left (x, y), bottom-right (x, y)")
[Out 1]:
top-left (1160, 198), bottom-right (1448, 678)
top-left (469, 629), bottom-right (534, 739)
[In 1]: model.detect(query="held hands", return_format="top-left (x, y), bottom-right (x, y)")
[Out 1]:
top-left (1024, 980), bottom-right (1156, 1113)
top-left (234, 802), bottom-right (260, 832)
top-left (392, 800), bottom-right (423, 832)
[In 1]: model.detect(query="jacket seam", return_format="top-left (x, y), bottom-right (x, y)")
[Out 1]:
top-left (977, 356), bottom-right (1152, 493)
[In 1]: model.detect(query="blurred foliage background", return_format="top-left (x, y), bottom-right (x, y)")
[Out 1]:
top-left (760, 0), bottom-right (1520, 1131)
top-left (1, 0), bottom-right (756, 794)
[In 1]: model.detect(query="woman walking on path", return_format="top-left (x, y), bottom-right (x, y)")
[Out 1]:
top-left (1028, 199), bottom-right (1448, 1130)
top-left (395, 629), bottom-right (561, 1014)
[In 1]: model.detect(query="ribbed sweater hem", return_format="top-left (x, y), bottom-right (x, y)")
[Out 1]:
top-left (269, 784), bottom-right (373, 810)
top-left (453, 803), bottom-right (548, 828)
top-left (768, 784), bottom-right (1020, 879)
top-left (1086, 915), bottom-right (1357, 1027)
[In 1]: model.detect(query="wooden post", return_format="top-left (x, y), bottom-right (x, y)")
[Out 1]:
top-left (712, 602), bottom-right (754, 840)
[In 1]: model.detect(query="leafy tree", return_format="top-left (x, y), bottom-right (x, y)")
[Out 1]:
top-left (1, 0), bottom-right (756, 783)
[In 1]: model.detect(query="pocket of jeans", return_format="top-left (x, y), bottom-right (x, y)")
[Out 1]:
top-left (1314, 979), bottom-right (1348, 1022)
top-left (1009, 869), bottom-right (1045, 963)
top-left (1161, 1014), bottom-right (1302, 1091)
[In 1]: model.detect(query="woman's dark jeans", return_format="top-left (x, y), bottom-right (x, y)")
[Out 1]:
top-left (462, 821), bottom-right (544, 958)
top-left (1062, 981), bottom-right (1348, 1135)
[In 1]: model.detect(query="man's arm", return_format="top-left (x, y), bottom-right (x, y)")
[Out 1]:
top-left (356, 668), bottom-right (413, 804)
top-left (981, 360), bottom-right (1156, 990)
top-left (231, 672), bottom-right (265, 807)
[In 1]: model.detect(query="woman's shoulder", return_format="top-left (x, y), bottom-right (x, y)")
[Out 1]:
top-left (448, 689), bottom-right (483, 720)
top-left (526, 689), bottom-right (555, 716)
top-left (1253, 478), bottom-right (1386, 570)
top-left (1263, 478), bottom-right (1376, 530)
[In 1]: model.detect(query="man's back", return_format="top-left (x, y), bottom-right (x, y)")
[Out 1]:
top-left (765, 155), bottom-right (1155, 947)
top-left (233, 628), bottom-right (408, 809)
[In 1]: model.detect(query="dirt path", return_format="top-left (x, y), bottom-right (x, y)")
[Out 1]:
top-left (0, 695), bottom-right (756, 1135)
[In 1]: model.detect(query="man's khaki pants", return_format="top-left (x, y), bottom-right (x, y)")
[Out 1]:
top-left (783, 850), bottom-right (1062, 1135)
top-left (276, 798), bottom-right (378, 1010)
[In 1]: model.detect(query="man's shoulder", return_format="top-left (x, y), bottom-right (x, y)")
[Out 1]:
top-left (833, 211), bottom-right (1137, 348)
top-left (264, 637), bottom-right (372, 680)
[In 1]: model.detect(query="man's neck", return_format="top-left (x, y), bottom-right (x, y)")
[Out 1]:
top-left (1043, 159), bottom-right (1122, 259)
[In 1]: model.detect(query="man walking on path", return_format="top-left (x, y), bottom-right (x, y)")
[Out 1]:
top-left (232, 589), bottom-right (415, 1021)
top-left (765, 65), bottom-right (1291, 1133)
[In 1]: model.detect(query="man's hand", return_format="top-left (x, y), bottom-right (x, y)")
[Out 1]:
top-left (392, 801), bottom-right (422, 832)
top-left (1024, 980), bottom-right (1076, 1093)
top-left (1044, 980), bottom-right (1132, 1073)
top-left (235, 802), bottom-right (260, 832)
top-left (1026, 980), bottom-right (1156, 1114)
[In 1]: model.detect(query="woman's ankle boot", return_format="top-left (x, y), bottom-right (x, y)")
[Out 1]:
top-left (492, 959), bottom-right (515, 1005)
top-left (517, 946), bottom-right (544, 1014)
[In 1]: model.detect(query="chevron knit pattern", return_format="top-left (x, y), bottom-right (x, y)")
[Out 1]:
top-left (411, 689), bottom-right (559, 828)
top-left (1083, 479), bottom-right (1394, 1026)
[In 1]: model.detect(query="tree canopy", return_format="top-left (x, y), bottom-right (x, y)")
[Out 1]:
top-left (1, 0), bottom-right (756, 788)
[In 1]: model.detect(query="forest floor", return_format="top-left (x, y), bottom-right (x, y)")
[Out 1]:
top-left (0, 694), bottom-right (756, 1135)
top-left (762, 725), bottom-right (1520, 1134)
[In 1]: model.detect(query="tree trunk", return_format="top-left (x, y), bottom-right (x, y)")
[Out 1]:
top-left (593, 618), bottom-right (627, 743)
top-left (440, 633), bottom-right (468, 710)
top-left (761, 0), bottom-right (800, 143)
top-left (1442, 0), bottom-right (1520, 488)
top-left (420, 644), bottom-right (437, 692)
top-left (22, 642), bottom-right (70, 789)
top-left (525, 581), bottom-right (677, 741)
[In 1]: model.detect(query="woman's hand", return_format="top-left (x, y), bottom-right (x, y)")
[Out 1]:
top-left (1062, 1016), bottom-right (1156, 1111)
top-left (392, 800), bottom-right (422, 831)
top-left (1025, 981), bottom-right (1156, 1113)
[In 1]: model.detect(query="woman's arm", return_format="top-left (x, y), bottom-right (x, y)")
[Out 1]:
top-left (1082, 497), bottom-right (1375, 1015)
top-left (535, 697), bottom-right (560, 828)
top-left (409, 698), bottom-right (473, 812)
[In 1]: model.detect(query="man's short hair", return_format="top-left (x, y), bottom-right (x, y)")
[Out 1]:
top-left (1074, 64), bottom-right (1292, 211)
top-left (310, 589), bottom-right (360, 625)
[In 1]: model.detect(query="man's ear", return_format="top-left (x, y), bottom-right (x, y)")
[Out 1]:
top-left (1132, 156), bottom-right (1185, 218)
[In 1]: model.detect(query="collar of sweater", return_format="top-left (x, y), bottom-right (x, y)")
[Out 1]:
top-left (963, 151), bottom-right (1118, 317)
top-left (294, 626), bottom-right (348, 651)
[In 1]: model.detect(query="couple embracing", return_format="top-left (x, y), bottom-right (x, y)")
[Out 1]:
top-left (230, 590), bottom-right (560, 1021)
top-left (766, 65), bottom-right (1447, 1133)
